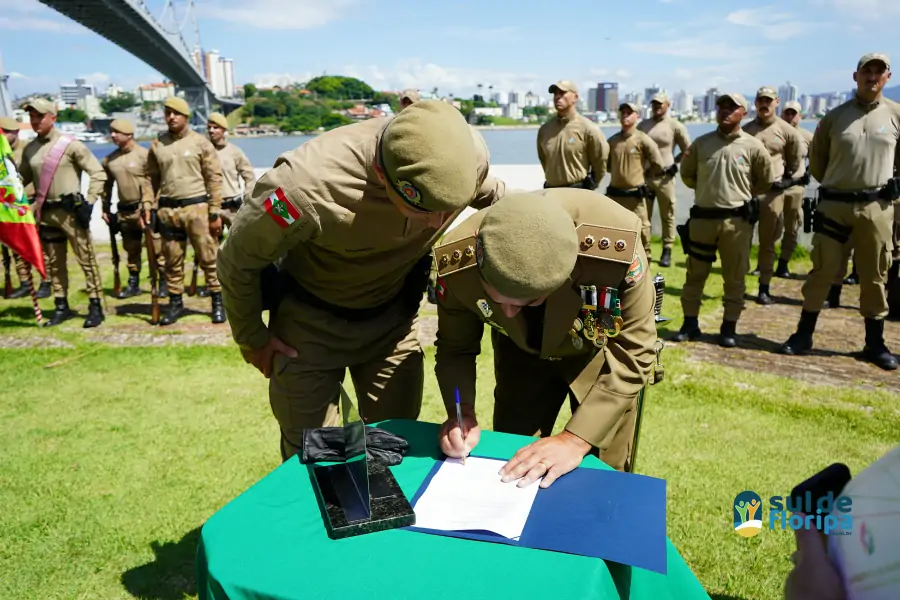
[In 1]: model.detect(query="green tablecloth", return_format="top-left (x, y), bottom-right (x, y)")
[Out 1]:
top-left (197, 419), bottom-right (710, 600)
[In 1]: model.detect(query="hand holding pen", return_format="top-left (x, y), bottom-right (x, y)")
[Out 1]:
top-left (438, 387), bottom-right (482, 461)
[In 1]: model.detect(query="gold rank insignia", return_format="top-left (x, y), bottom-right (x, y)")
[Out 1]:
top-left (434, 235), bottom-right (478, 277)
top-left (576, 224), bottom-right (638, 265)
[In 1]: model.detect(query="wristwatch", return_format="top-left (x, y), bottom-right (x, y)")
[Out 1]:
top-left (209, 212), bottom-right (219, 222)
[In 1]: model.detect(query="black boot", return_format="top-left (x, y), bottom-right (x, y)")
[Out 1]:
top-left (158, 278), bottom-right (169, 298)
top-left (671, 316), bottom-right (702, 342)
top-left (862, 318), bottom-right (898, 371)
top-left (719, 320), bottom-right (738, 348)
top-left (659, 247), bottom-right (672, 268)
top-left (83, 297), bottom-right (104, 328)
top-left (780, 310), bottom-right (819, 355)
top-left (211, 291), bottom-right (226, 324)
top-left (7, 283), bottom-right (29, 299)
top-left (887, 262), bottom-right (900, 320)
top-left (159, 293), bottom-right (186, 326)
top-left (774, 259), bottom-right (791, 279)
top-left (843, 269), bottom-right (858, 285)
top-left (823, 285), bottom-right (842, 309)
top-left (117, 270), bottom-right (141, 299)
top-left (45, 297), bottom-right (74, 327)
top-left (36, 280), bottom-right (51, 299)
top-left (198, 286), bottom-right (210, 298)
top-left (756, 283), bottom-right (773, 305)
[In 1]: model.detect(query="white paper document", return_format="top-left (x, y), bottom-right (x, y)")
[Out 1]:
top-left (412, 457), bottom-right (540, 540)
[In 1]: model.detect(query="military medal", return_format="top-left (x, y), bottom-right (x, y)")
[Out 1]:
top-left (598, 287), bottom-right (622, 337)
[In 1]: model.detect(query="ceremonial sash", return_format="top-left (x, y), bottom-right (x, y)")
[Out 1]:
top-left (34, 134), bottom-right (74, 222)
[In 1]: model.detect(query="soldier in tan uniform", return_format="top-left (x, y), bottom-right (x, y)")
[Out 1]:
top-left (606, 101), bottom-right (665, 262)
top-left (780, 53), bottom-right (899, 371)
top-left (207, 112), bottom-right (255, 230)
top-left (638, 92), bottom-right (691, 267)
top-left (217, 100), bottom-right (508, 460)
top-left (742, 86), bottom-right (804, 305)
top-left (147, 96), bottom-right (225, 325)
top-left (434, 190), bottom-right (656, 479)
top-left (537, 80), bottom-right (609, 189)
top-left (400, 89), bottom-right (420, 110)
top-left (101, 119), bottom-right (164, 299)
top-left (20, 99), bottom-right (107, 327)
top-left (672, 93), bottom-right (772, 347)
top-left (1, 116), bottom-right (50, 299)
top-left (775, 100), bottom-right (814, 279)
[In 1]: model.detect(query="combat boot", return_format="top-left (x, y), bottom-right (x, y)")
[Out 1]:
top-left (823, 285), bottom-right (842, 309)
top-left (45, 297), bottom-right (74, 327)
top-left (198, 286), bottom-right (210, 298)
top-left (779, 310), bottom-right (819, 355)
top-left (659, 247), bottom-right (672, 268)
top-left (756, 284), bottom-right (774, 305)
top-left (7, 283), bottom-right (29, 299)
top-left (671, 316), bottom-right (702, 342)
top-left (210, 291), bottom-right (226, 324)
top-left (719, 320), bottom-right (738, 348)
top-left (774, 259), bottom-right (791, 279)
top-left (83, 298), bottom-right (104, 328)
top-left (36, 280), bottom-right (51, 299)
top-left (159, 293), bottom-right (185, 326)
top-left (158, 278), bottom-right (168, 298)
top-left (117, 270), bottom-right (141, 299)
top-left (886, 262), bottom-right (900, 320)
top-left (862, 318), bottom-right (898, 371)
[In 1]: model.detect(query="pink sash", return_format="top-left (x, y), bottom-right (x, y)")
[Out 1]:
top-left (34, 134), bottom-right (74, 222)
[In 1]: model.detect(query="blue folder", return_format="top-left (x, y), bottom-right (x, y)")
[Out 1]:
top-left (404, 456), bottom-right (668, 575)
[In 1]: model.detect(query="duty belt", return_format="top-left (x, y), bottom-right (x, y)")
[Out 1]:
top-left (117, 201), bottom-right (141, 214)
top-left (819, 178), bottom-right (900, 203)
top-left (606, 185), bottom-right (649, 199)
top-left (543, 174), bottom-right (596, 190)
top-left (158, 195), bottom-right (207, 209)
top-left (689, 205), bottom-right (745, 219)
top-left (221, 196), bottom-right (243, 210)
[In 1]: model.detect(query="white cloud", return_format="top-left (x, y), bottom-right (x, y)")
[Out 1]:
top-left (725, 7), bottom-right (819, 40)
top-left (0, 0), bottom-right (87, 32)
top-left (442, 26), bottom-right (519, 41)
top-left (626, 37), bottom-right (746, 58)
top-left (204, 0), bottom-right (356, 30)
top-left (78, 72), bottom-right (110, 86)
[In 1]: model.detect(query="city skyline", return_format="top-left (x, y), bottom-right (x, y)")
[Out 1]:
top-left (1, 0), bottom-right (896, 101)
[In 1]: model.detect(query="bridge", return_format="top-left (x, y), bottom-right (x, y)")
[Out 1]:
top-left (36, 0), bottom-right (243, 123)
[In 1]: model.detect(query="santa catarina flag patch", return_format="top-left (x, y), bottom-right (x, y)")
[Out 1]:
top-left (264, 187), bottom-right (301, 228)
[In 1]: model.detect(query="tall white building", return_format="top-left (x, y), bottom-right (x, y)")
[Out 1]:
top-left (777, 81), bottom-right (799, 114)
top-left (643, 84), bottom-right (663, 106)
top-left (222, 58), bottom-right (235, 97)
top-left (60, 78), bottom-right (95, 106)
top-left (672, 90), bottom-right (693, 115)
top-left (587, 87), bottom-right (598, 112)
top-left (798, 94), bottom-right (813, 114)
top-left (813, 96), bottom-right (828, 115)
top-left (491, 91), bottom-right (507, 105)
top-left (504, 102), bottom-right (521, 119)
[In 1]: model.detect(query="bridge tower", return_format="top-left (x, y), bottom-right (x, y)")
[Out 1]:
top-left (158, 0), bottom-right (211, 125)
top-left (0, 53), bottom-right (14, 118)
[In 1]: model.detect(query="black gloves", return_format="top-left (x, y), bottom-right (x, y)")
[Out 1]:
top-left (75, 200), bottom-right (94, 230)
top-left (300, 426), bottom-right (410, 466)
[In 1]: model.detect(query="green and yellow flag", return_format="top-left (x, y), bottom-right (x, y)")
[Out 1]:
top-left (0, 134), bottom-right (45, 278)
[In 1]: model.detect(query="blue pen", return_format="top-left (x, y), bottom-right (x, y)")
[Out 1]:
top-left (455, 388), bottom-right (467, 465)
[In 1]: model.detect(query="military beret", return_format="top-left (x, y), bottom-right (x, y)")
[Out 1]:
top-left (476, 192), bottom-right (578, 300)
top-left (208, 112), bottom-right (229, 129)
top-left (110, 118), bottom-right (135, 135)
top-left (0, 116), bottom-right (20, 131)
top-left (164, 96), bottom-right (191, 117)
top-left (23, 98), bottom-right (57, 116)
top-left (717, 92), bottom-right (748, 111)
top-left (380, 100), bottom-right (478, 213)
top-left (858, 52), bottom-right (891, 71)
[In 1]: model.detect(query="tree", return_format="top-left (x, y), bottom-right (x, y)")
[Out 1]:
top-left (57, 108), bottom-right (87, 123)
top-left (100, 92), bottom-right (137, 115)
top-left (243, 83), bottom-right (257, 98)
top-left (321, 112), bottom-right (353, 130)
top-left (306, 76), bottom-right (374, 100)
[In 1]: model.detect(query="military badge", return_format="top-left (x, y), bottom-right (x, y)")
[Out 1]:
top-left (264, 187), bottom-right (302, 229)
top-left (625, 255), bottom-right (645, 285)
top-left (397, 180), bottom-right (422, 206)
top-left (599, 237), bottom-right (610, 250)
top-left (435, 278), bottom-right (446, 302)
top-left (615, 240), bottom-right (626, 252)
top-left (476, 298), bottom-right (493, 318)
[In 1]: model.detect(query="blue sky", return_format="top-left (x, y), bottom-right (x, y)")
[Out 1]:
top-left (1, 0), bottom-right (897, 100)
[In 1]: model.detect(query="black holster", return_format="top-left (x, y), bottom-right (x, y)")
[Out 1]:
top-left (803, 197), bottom-right (817, 233)
top-left (812, 210), bottom-right (853, 244)
top-left (60, 193), bottom-right (93, 230)
top-left (677, 220), bottom-right (718, 263)
top-left (108, 212), bottom-right (119, 236)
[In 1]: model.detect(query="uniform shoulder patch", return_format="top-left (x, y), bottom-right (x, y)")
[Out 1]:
top-left (435, 277), bottom-right (447, 302)
top-left (434, 235), bottom-right (478, 277)
top-left (575, 224), bottom-right (638, 265)
top-left (264, 187), bottom-right (302, 228)
top-left (625, 254), bottom-right (645, 285)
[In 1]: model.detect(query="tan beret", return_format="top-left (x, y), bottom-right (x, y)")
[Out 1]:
top-left (164, 96), bottom-right (191, 117)
top-left (380, 100), bottom-right (478, 213)
top-left (208, 112), bottom-right (229, 129)
top-left (475, 192), bottom-right (579, 300)
top-left (24, 98), bottom-right (58, 116)
top-left (110, 118), bottom-right (135, 135)
top-left (858, 52), bottom-right (891, 71)
top-left (717, 92), bottom-right (749, 111)
top-left (549, 80), bottom-right (578, 95)
top-left (0, 117), bottom-right (20, 131)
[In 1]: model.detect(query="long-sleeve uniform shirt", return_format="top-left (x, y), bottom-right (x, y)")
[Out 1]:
top-left (793, 127), bottom-right (814, 179)
top-left (217, 117), bottom-right (507, 351)
top-left (147, 128), bottom-right (222, 210)
top-left (637, 115), bottom-right (691, 168)
top-left (215, 141), bottom-right (256, 199)
top-left (432, 188), bottom-right (657, 449)
top-left (680, 129), bottom-right (772, 209)
top-left (20, 128), bottom-right (106, 204)
top-left (537, 113), bottom-right (609, 188)
top-left (742, 117), bottom-right (804, 184)
top-left (810, 95), bottom-right (900, 192)
top-left (101, 143), bottom-right (154, 212)
top-left (11, 137), bottom-right (35, 198)
top-left (607, 129), bottom-right (665, 189)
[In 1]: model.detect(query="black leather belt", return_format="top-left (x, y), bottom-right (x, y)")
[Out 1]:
top-left (158, 195), bottom-right (207, 209)
top-left (607, 185), bottom-right (648, 199)
top-left (117, 201), bottom-right (140, 213)
top-left (690, 205), bottom-right (745, 219)
top-left (221, 196), bottom-right (243, 210)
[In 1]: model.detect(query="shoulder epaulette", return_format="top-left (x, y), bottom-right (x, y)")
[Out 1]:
top-left (435, 235), bottom-right (478, 277)
top-left (575, 224), bottom-right (638, 265)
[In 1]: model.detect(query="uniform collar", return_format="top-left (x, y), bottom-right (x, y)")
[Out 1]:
top-left (853, 93), bottom-right (881, 111)
top-left (38, 128), bottom-right (60, 142)
top-left (167, 126), bottom-right (191, 140)
top-left (212, 139), bottom-right (228, 150)
top-left (716, 127), bottom-right (743, 141)
top-left (556, 111), bottom-right (577, 124)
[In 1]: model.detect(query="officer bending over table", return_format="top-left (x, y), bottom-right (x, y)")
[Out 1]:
top-left (433, 189), bottom-right (657, 488)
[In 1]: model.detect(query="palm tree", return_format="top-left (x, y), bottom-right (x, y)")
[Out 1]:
top-left (432, 86), bottom-right (439, 99)
top-left (477, 83), bottom-right (483, 100)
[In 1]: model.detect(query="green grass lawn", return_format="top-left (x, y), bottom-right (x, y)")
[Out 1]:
top-left (0, 240), bottom-right (895, 600)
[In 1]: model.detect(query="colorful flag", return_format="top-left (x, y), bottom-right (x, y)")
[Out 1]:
top-left (0, 134), bottom-right (46, 278)
top-left (263, 187), bottom-right (301, 229)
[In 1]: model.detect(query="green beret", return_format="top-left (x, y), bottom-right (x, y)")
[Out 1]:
top-left (380, 100), bottom-right (478, 213)
top-left (476, 193), bottom-right (578, 300)
top-left (164, 96), bottom-right (191, 117)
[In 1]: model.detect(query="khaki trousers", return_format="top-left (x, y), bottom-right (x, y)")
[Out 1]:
top-left (269, 295), bottom-right (424, 460)
top-left (757, 190), bottom-right (785, 285)
top-left (117, 209), bottom-right (164, 274)
top-left (13, 249), bottom-right (50, 283)
top-left (681, 216), bottom-right (753, 322)
top-left (158, 203), bottom-right (219, 295)
top-left (802, 199), bottom-right (894, 319)
top-left (40, 205), bottom-right (103, 299)
top-left (610, 194), bottom-right (652, 262)
top-left (647, 177), bottom-right (677, 249)
top-left (490, 330), bottom-right (636, 472)
top-left (780, 187), bottom-right (804, 262)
